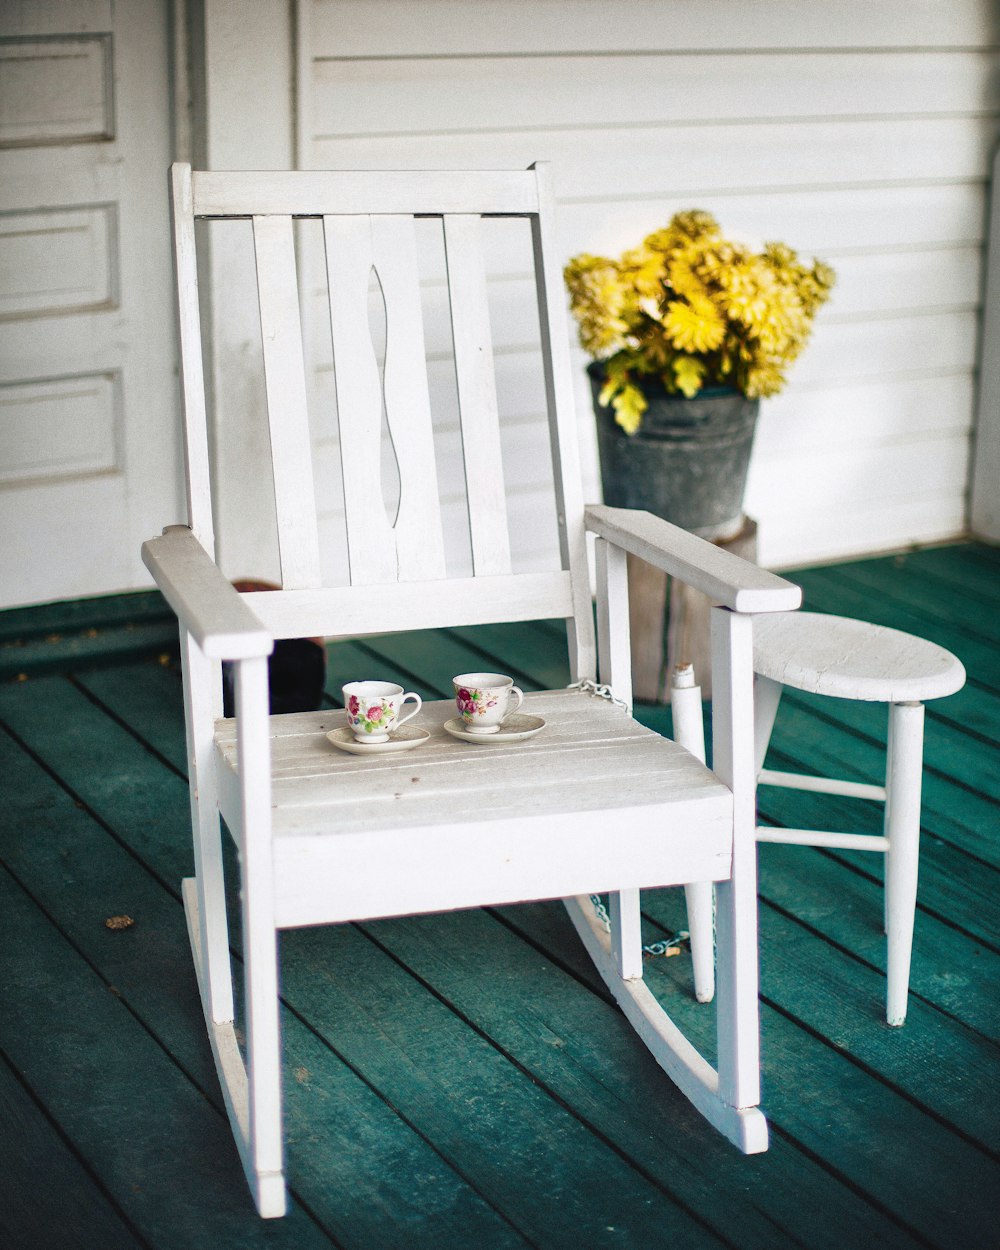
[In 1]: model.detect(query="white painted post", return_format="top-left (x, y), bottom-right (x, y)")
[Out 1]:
top-left (595, 536), bottom-right (642, 978)
top-left (594, 536), bottom-right (632, 710)
top-left (672, 664), bottom-right (715, 1004)
top-left (180, 625), bottom-right (234, 1023)
top-left (235, 656), bottom-right (286, 1216)
top-left (884, 700), bottom-right (925, 1027)
top-left (711, 608), bottom-right (762, 1114)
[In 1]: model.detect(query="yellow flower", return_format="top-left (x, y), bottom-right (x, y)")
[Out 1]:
top-left (663, 296), bottom-right (727, 354)
top-left (564, 209), bottom-right (836, 432)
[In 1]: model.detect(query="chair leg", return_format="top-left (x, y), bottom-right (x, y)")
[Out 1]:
top-left (884, 701), bottom-right (925, 1027)
top-left (235, 655), bottom-right (286, 1215)
top-left (180, 627), bottom-right (235, 1024)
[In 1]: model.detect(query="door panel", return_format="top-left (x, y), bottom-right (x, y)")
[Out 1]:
top-left (0, 0), bottom-right (180, 608)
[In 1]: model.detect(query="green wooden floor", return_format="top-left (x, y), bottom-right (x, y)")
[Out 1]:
top-left (1, 543), bottom-right (998, 1249)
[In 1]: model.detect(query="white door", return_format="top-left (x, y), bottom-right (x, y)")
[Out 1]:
top-left (0, 0), bottom-right (180, 608)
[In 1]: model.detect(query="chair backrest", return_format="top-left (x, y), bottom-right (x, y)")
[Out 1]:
top-left (170, 163), bottom-right (595, 681)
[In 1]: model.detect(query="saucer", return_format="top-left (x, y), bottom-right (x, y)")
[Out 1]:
top-left (443, 714), bottom-right (545, 744)
top-left (326, 725), bottom-right (430, 755)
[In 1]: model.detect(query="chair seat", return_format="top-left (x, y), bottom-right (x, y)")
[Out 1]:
top-left (214, 689), bottom-right (734, 928)
top-left (753, 611), bottom-right (966, 702)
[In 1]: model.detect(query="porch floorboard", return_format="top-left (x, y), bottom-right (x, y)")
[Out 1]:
top-left (1, 542), bottom-right (997, 1249)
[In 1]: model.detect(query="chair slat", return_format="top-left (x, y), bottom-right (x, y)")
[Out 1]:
top-left (322, 216), bottom-right (398, 584)
top-left (192, 168), bottom-right (539, 218)
top-left (323, 215), bottom-right (446, 584)
top-left (251, 215), bottom-right (322, 590)
top-left (372, 215), bottom-right (446, 581)
top-left (529, 163), bottom-right (596, 682)
top-left (170, 164), bottom-right (214, 551)
top-left (444, 214), bottom-right (512, 576)
top-left (241, 570), bottom-right (574, 640)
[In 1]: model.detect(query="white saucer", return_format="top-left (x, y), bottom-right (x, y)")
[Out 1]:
top-left (326, 725), bottom-right (430, 755)
top-left (443, 714), bottom-right (545, 744)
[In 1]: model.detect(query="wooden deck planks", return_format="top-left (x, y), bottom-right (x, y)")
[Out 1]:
top-left (0, 542), bottom-right (998, 1248)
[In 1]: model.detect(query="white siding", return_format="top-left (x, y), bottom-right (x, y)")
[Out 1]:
top-left (296, 0), bottom-right (999, 569)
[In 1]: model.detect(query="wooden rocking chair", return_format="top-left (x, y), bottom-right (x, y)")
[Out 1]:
top-left (143, 162), bottom-right (801, 1217)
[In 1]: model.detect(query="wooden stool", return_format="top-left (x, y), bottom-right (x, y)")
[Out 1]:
top-left (750, 611), bottom-right (966, 1025)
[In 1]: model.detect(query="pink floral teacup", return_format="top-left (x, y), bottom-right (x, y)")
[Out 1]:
top-left (453, 672), bottom-right (524, 734)
top-left (343, 680), bottom-right (422, 743)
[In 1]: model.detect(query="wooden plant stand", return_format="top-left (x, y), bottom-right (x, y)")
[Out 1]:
top-left (628, 517), bottom-right (758, 702)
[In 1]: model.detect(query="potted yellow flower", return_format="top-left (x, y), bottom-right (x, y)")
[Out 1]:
top-left (565, 210), bottom-right (835, 538)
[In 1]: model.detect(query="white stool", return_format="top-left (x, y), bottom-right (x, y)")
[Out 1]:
top-left (681, 612), bottom-right (966, 1021)
top-left (750, 611), bottom-right (966, 1026)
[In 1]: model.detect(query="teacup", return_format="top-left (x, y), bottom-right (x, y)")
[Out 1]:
top-left (453, 672), bottom-right (524, 734)
top-left (343, 680), bottom-right (422, 743)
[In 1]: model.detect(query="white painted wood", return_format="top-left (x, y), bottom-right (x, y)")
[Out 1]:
top-left (235, 656), bottom-right (286, 1212)
top-left (594, 538), bottom-right (632, 711)
top-left (609, 889), bottom-right (644, 982)
top-left (586, 506), bottom-right (802, 614)
top-left (594, 537), bottom-right (640, 978)
top-left (443, 214), bottom-right (511, 576)
top-left (752, 608), bottom-right (964, 1024)
top-left (195, 0), bottom-right (295, 583)
top-left (142, 527), bottom-right (273, 660)
top-left (170, 164), bottom-right (214, 550)
top-left (531, 162), bottom-right (596, 683)
top-left (563, 894), bottom-right (768, 1155)
top-left (313, 50), bottom-right (999, 135)
top-left (242, 571), bottom-right (573, 639)
top-left (211, 693), bottom-right (735, 927)
top-left (252, 215), bottom-right (323, 590)
top-left (370, 215), bottom-right (446, 580)
top-left (884, 702), bottom-right (925, 1027)
top-left (193, 169), bottom-right (539, 218)
top-left (323, 214), bottom-right (447, 583)
top-left (971, 141), bottom-right (1000, 541)
top-left (752, 675), bottom-right (783, 778)
top-left (180, 626), bottom-right (233, 1024)
top-left (671, 666), bottom-right (715, 1005)
top-left (307, 0), bottom-right (995, 54)
top-left (756, 829), bottom-right (890, 853)
top-left (757, 769), bottom-right (887, 803)
top-left (183, 879), bottom-right (286, 1218)
top-left (711, 609), bottom-right (761, 1111)
top-left (0, 0), bottom-right (179, 608)
top-left (322, 214), bottom-right (399, 584)
top-left (753, 612), bottom-right (967, 702)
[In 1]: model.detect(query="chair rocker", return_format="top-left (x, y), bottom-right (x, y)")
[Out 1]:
top-left (143, 162), bottom-right (801, 1217)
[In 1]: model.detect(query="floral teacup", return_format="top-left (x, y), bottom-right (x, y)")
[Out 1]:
top-left (343, 680), bottom-right (422, 743)
top-left (453, 672), bottom-right (524, 734)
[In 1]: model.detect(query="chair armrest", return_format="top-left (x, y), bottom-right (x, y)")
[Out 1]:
top-left (141, 526), bottom-right (273, 660)
top-left (585, 505), bottom-right (801, 614)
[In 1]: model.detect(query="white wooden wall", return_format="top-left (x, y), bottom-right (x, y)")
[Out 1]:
top-left (294, 0), bottom-right (999, 571)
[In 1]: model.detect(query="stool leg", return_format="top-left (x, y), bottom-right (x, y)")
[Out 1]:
top-left (884, 701), bottom-right (925, 1027)
top-left (753, 676), bottom-right (783, 776)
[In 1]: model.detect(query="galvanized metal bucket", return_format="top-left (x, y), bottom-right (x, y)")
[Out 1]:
top-left (589, 363), bottom-right (760, 540)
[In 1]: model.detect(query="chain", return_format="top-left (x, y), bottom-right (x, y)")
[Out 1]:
top-left (588, 894), bottom-right (689, 959)
top-left (567, 679), bottom-right (630, 711)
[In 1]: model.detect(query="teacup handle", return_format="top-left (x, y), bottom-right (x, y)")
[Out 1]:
top-left (502, 686), bottom-right (524, 721)
top-left (396, 692), bottom-right (422, 728)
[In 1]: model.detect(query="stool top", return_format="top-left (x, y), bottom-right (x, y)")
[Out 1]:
top-left (753, 611), bottom-right (966, 702)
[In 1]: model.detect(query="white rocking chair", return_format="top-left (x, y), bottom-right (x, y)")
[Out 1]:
top-left (143, 162), bottom-right (801, 1217)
